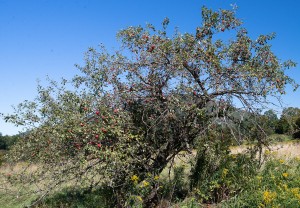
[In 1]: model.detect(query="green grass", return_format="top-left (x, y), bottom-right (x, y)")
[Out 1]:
top-left (221, 156), bottom-right (300, 207)
top-left (0, 187), bottom-right (115, 208)
top-left (268, 134), bottom-right (294, 143)
top-left (32, 187), bottom-right (115, 208)
top-left (0, 183), bottom-right (36, 208)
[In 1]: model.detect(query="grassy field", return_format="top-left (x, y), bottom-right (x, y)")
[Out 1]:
top-left (230, 140), bottom-right (300, 158)
top-left (1, 140), bottom-right (300, 208)
top-left (0, 162), bottom-right (38, 208)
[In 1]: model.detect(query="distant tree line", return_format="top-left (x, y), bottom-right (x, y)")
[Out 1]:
top-left (262, 107), bottom-right (300, 139)
top-left (0, 133), bottom-right (19, 150)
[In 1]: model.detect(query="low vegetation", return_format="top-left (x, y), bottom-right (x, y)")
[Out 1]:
top-left (1, 140), bottom-right (300, 207)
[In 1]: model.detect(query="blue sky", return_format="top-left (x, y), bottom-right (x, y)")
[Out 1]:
top-left (1, 0), bottom-right (299, 135)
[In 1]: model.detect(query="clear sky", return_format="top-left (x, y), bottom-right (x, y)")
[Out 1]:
top-left (1, 0), bottom-right (299, 135)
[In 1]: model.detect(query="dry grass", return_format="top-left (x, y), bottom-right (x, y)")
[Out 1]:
top-left (230, 140), bottom-right (300, 159)
top-left (267, 141), bottom-right (300, 158)
top-left (158, 140), bottom-right (300, 181)
top-left (0, 162), bottom-right (40, 208)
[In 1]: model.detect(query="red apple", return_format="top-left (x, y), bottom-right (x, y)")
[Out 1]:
top-left (148, 45), bottom-right (155, 52)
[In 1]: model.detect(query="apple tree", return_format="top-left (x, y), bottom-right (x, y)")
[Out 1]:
top-left (2, 6), bottom-right (298, 207)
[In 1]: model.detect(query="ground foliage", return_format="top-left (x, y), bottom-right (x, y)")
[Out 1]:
top-left (222, 152), bottom-right (300, 208)
top-left (1, 6), bottom-right (298, 207)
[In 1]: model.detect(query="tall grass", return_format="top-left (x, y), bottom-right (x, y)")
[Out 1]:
top-left (1, 141), bottom-right (300, 207)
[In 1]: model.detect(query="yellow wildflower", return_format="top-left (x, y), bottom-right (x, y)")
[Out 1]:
top-left (281, 183), bottom-right (288, 190)
top-left (258, 203), bottom-right (265, 208)
top-left (131, 175), bottom-right (139, 183)
top-left (291, 188), bottom-right (300, 202)
top-left (291, 188), bottom-right (299, 195)
top-left (136, 196), bottom-right (143, 202)
top-left (154, 175), bottom-right (159, 180)
top-left (282, 172), bottom-right (288, 178)
top-left (265, 149), bottom-right (270, 155)
top-left (222, 168), bottom-right (229, 178)
top-left (256, 176), bottom-right (262, 182)
top-left (231, 154), bottom-right (237, 159)
top-left (279, 159), bottom-right (285, 164)
top-left (142, 180), bottom-right (150, 187)
top-left (263, 190), bottom-right (277, 204)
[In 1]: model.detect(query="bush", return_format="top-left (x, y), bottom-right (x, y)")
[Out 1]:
top-left (190, 136), bottom-right (260, 204)
top-left (222, 154), bottom-right (300, 207)
top-left (268, 134), bottom-right (292, 143)
top-left (158, 165), bottom-right (190, 204)
top-left (293, 131), bottom-right (300, 139)
top-left (0, 134), bottom-right (19, 150)
top-left (0, 150), bottom-right (6, 166)
top-left (292, 117), bottom-right (300, 139)
top-left (275, 118), bottom-right (290, 134)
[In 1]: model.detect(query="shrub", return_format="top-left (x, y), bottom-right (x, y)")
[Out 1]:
top-left (222, 154), bottom-right (300, 207)
top-left (190, 137), bottom-right (259, 204)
